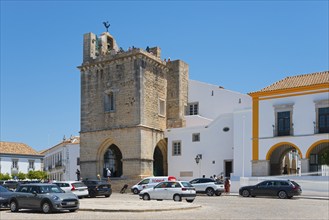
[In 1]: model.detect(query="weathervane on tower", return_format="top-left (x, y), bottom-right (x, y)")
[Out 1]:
top-left (103, 21), bottom-right (110, 32)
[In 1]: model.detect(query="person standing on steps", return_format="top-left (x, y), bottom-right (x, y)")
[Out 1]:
top-left (106, 168), bottom-right (111, 182)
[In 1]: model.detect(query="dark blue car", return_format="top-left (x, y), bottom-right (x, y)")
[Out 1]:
top-left (239, 179), bottom-right (302, 199)
top-left (0, 185), bottom-right (14, 207)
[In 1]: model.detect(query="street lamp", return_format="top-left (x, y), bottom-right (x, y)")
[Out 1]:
top-left (195, 154), bottom-right (202, 177)
top-left (195, 154), bottom-right (202, 164)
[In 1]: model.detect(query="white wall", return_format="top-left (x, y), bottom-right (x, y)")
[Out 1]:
top-left (0, 155), bottom-right (42, 177)
top-left (259, 92), bottom-right (329, 138)
top-left (166, 114), bottom-right (234, 180)
top-left (166, 80), bottom-right (252, 180)
top-left (258, 91), bottom-right (329, 160)
top-left (188, 80), bottom-right (251, 121)
top-left (232, 109), bottom-right (253, 177)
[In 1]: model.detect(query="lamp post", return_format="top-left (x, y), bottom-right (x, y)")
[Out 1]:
top-left (195, 154), bottom-right (202, 177)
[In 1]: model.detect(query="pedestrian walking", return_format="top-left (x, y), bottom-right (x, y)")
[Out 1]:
top-left (224, 178), bottom-right (231, 194)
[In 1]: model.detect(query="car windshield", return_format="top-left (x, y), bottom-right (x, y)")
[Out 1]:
top-left (0, 185), bottom-right (10, 192)
top-left (39, 185), bottom-right (64, 194)
top-left (181, 182), bottom-right (193, 187)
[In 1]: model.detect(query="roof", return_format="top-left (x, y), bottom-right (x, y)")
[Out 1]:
top-left (39, 136), bottom-right (80, 155)
top-left (0, 142), bottom-right (42, 156)
top-left (250, 71), bottom-right (329, 94)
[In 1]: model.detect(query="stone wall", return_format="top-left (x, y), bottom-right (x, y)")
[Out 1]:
top-left (79, 31), bottom-right (188, 180)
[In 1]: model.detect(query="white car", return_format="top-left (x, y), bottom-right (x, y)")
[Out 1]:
top-left (139, 181), bottom-right (196, 203)
top-left (189, 178), bottom-right (225, 196)
top-left (53, 181), bottom-right (89, 199)
top-left (131, 176), bottom-right (176, 194)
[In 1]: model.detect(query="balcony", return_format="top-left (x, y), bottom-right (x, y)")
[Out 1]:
top-left (55, 161), bottom-right (63, 168)
top-left (272, 124), bottom-right (294, 137)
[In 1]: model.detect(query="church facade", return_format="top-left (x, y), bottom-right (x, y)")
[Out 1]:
top-left (78, 31), bottom-right (188, 179)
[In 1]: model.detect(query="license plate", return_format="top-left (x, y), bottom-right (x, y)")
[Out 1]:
top-left (67, 202), bottom-right (75, 205)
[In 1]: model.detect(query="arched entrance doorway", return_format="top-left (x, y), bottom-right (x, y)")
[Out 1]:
top-left (153, 146), bottom-right (164, 176)
top-left (267, 143), bottom-right (302, 176)
top-left (306, 141), bottom-right (329, 175)
top-left (103, 144), bottom-right (122, 178)
top-left (153, 139), bottom-right (168, 176)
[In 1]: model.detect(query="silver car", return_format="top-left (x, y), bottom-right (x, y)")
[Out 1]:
top-left (139, 181), bottom-right (196, 203)
top-left (9, 183), bottom-right (79, 213)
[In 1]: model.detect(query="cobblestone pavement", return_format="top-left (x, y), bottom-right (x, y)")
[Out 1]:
top-left (1, 193), bottom-right (328, 220)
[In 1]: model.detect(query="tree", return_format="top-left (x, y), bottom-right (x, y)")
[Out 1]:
top-left (17, 172), bottom-right (26, 180)
top-left (0, 173), bottom-right (11, 180)
top-left (27, 170), bottom-right (48, 180)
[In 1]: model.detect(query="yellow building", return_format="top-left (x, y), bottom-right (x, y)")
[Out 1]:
top-left (249, 71), bottom-right (329, 176)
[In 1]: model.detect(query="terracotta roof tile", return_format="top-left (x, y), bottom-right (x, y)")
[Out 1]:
top-left (0, 142), bottom-right (42, 156)
top-left (250, 71), bottom-right (329, 94)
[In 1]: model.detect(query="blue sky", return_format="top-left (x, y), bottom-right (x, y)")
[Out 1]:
top-left (1, 1), bottom-right (328, 151)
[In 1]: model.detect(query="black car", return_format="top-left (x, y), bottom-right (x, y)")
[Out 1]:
top-left (239, 179), bottom-right (302, 199)
top-left (0, 185), bottom-right (14, 207)
top-left (82, 180), bottom-right (112, 198)
top-left (9, 183), bottom-right (79, 213)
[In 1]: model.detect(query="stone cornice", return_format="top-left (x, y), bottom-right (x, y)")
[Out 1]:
top-left (77, 49), bottom-right (168, 72)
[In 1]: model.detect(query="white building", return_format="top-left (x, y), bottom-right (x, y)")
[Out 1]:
top-left (41, 136), bottom-right (80, 181)
top-left (248, 71), bottom-right (329, 176)
top-left (165, 80), bottom-right (252, 180)
top-left (0, 142), bottom-right (43, 177)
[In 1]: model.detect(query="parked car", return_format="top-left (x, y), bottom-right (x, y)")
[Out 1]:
top-left (0, 185), bottom-right (14, 208)
top-left (131, 176), bottom-right (177, 194)
top-left (239, 179), bottom-right (302, 199)
top-left (82, 180), bottom-right (112, 198)
top-left (9, 183), bottom-right (79, 213)
top-left (3, 180), bottom-right (20, 191)
top-left (189, 178), bottom-right (225, 196)
top-left (53, 181), bottom-right (89, 199)
top-left (139, 181), bottom-right (196, 203)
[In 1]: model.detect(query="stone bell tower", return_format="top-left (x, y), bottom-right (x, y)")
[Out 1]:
top-left (78, 27), bottom-right (188, 180)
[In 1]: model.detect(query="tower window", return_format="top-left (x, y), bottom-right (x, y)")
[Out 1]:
top-left (104, 91), bottom-right (115, 112)
top-left (158, 99), bottom-right (166, 116)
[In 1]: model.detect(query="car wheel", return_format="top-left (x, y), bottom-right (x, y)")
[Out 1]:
top-left (142, 193), bottom-right (150, 201)
top-left (42, 201), bottom-right (52, 214)
top-left (278, 191), bottom-right (287, 199)
top-left (242, 189), bottom-right (250, 197)
top-left (186, 199), bottom-right (194, 203)
top-left (287, 196), bottom-right (293, 199)
top-left (10, 200), bottom-right (19, 212)
top-left (206, 188), bottom-right (215, 196)
top-left (105, 195), bottom-right (110, 198)
top-left (215, 191), bottom-right (222, 196)
top-left (132, 188), bottom-right (139, 194)
top-left (69, 209), bottom-right (77, 212)
top-left (78, 196), bottom-right (83, 199)
top-left (89, 190), bottom-right (97, 198)
top-left (173, 194), bottom-right (182, 202)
